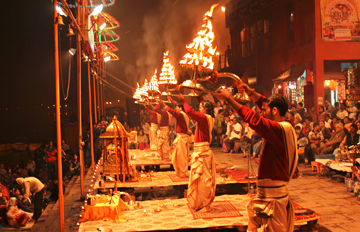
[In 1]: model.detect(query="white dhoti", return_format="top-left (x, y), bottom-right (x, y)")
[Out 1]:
top-left (187, 142), bottom-right (216, 211)
top-left (157, 126), bottom-right (170, 160)
top-left (172, 133), bottom-right (189, 177)
top-left (150, 123), bottom-right (159, 151)
top-left (246, 179), bottom-right (294, 232)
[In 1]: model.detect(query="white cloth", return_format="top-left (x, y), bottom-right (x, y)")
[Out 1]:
top-left (149, 123), bottom-right (159, 151)
top-left (246, 179), bottom-right (294, 232)
top-left (172, 133), bottom-right (189, 177)
top-left (16, 177), bottom-right (44, 198)
top-left (337, 110), bottom-right (349, 120)
top-left (246, 121), bottom-right (298, 232)
top-left (187, 142), bottom-right (216, 211)
top-left (229, 122), bottom-right (242, 139)
top-left (158, 126), bottom-right (170, 160)
top-left (143, 122), bottom-right (150, 135)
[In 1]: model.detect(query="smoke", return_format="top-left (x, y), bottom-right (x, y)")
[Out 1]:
top-left (133, 0), bottom-right (230, 84)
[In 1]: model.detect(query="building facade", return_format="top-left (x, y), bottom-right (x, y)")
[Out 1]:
top-left (224, 0), bottom-right (360, 112)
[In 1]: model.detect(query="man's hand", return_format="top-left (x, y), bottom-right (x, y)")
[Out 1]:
top-left (159, 99), bottom-right (166, 107)
top-left (212, 89), bottom-right (230, 101)
top-left (175, 93), bottom-right (185, 100)
top-left (167, 96), bottom-right (176, 104)
top-left (237, 83), bottom-right (252, 94)
top-left (325, 141), bottom-right (331, 146)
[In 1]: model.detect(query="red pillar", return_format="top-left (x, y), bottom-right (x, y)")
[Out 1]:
top-left (314, 0), bottom-right (325, 112)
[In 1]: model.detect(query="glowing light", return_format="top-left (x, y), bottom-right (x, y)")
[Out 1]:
top-left (69, 48), bottom-right (76, 56)
top-left (104, 56), bottom-right (111, 62)
top-left (221, 6), bottom-right (225, 12)
top-left (56, 6), bottom-right (68, 17)
top-left (148, 70), bottom-right (160, 93)
top-left (99, 22), bottom-right (106, 30)
top-left (159, 51), bottom-right (177, 85)
top-left (90, 5), bottom-right (103, 16)
top-left (278, 85), bottom-right (282, 89)
top-left (179, 4), bottom-right (218, 71)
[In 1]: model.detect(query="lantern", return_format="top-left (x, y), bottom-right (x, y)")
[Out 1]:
top-left (329, 80), bottom-right (337, 91)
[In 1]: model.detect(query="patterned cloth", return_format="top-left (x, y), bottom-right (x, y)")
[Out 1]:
top-left (172, 133), bottom-right (189, 177)
top-left (158, 126), bottom-right (170, 160)
top-left (149, 123), bottom-right (159, 151)
top-left (187, 142), bottom-right (216, 211)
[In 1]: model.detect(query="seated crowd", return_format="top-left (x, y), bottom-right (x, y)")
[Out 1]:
top-left (0, 140), bottom-right (81, 227)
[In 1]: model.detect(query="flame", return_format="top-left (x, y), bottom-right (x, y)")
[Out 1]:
top-left (205, 4), bottom-right (219, 18)
top-left (133, 82), bottom-right (142, 99)
top-left (148, 69), bottom-right (160, 92)
top-left (179, 4), bottom-right (218, 71)
top-left (159, 51), bottom-right (177, 85)
top-left (140, 79), bottom-right (149, 97)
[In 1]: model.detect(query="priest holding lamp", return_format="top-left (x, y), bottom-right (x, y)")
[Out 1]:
top-left (158, 97), bottom-right (190, 178)
top-left (175, 93), bottom-right (216, 213)
top-left (212, 84), bottom-right (298, 232)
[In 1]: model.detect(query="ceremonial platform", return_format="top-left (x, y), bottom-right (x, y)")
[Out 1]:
top-left (79, 194), bottom-right (321, 232)
top-left (95, 164), bottom-right (257, 191)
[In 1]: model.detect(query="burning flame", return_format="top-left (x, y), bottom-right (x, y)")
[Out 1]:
top-left (179, 4), bottom-right (218, 71)
top-left (140, 79), bottom-right (149, 97)
top-left (159, 51), bottom-right (177, 85)
top-left (133, 82), bottom-right (142, 99)
top-left (148, 69), bottom-right (160, 93)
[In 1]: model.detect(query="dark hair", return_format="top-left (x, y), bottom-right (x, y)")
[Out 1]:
top-left (289, 111), bottom-right (294, 116)
top-left (351, 123), bottom-right (358, 131)
top-left (201, 100), bottom-right (214, 118)
top-left (295, 126), bottom-right (301, 130)
top-left (297, 102), bottom-right (303, 107)
top-left (218, 109), bottom-right (224, 114)
top-left (335, 102), bottom-right (339, 107)
top-left (305, 116), bottom-right (313, 122)
top-left (291, 104), bottom-right (297, 109)
top-left (313, 122), bottom-right (319, 128)
top-left (175, 103), bottom-right (185, 112)
top-left (319, 106), bottom-right (324, 111)
top-left (265, 94), bottom-right (288, 117)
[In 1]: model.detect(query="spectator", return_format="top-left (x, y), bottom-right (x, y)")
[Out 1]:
top-left (214, 101), bottom-right (222, 118)
top-left (337, 104), bottom-right (349, 120)
top-left (316, 123), bottom-right (346, 155)
top-left (339, 123), bottom-right (360, 150)
top-left (343, 116), bottom-right (352, 133)
top-left (26, 158), bottom-right (35, 177)
top-left (15, 177), bottom-right (44, 222)
top-left (6, 197), bottom-right (31, 227)
top-left (128, 128), bottom-right (138, 149)
top-left (68, 154), bottom-right (80, 179)
top-left (138, 129), bottom-right (149, 150)
top-left (61, 140), bottom-right (70, 153)
top-left (297, 102), bottom-right (305, 120)
top-left (142, 118), bottom-right (151, 142)
top-left (331, 102), bottom-right (340, 119)
top-left (349, 102), bottom-right (360, 121)
top-left (308, 123), bottom-right (324, 157)
top-left (294, 117), bottom-right (302, 129)
top-left (224, 117), bottom-right (242, 153)
top-left (45, 141), bottom-right (57, 180)
top-left (319, 106), bottom-right (325, 116)
top-left (34, 145), bottom-right (46, 177)
top-left (214, 109), bottom-right (225, 147)
top-left (291, 104), bottom-right (302, 122)
top-left (320, 120), bottom-right (332, 140)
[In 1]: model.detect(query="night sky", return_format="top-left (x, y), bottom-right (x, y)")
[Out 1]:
top-left (0, 0), bottom-right (229, 143)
